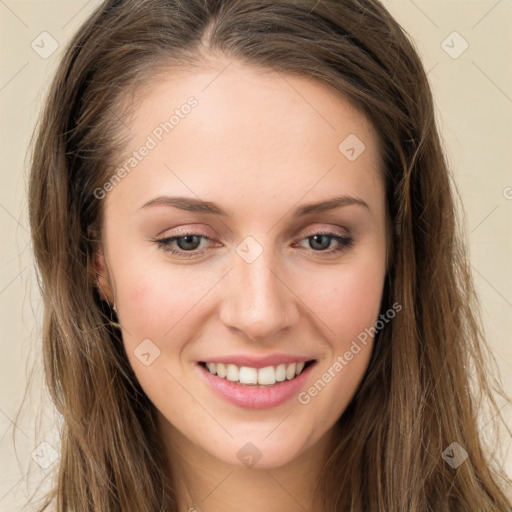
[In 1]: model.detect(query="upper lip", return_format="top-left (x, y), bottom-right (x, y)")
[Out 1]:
top-left (198, 354), bottom-right (316, 369)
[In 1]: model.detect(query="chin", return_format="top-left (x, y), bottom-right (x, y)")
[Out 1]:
top-left (204, 430), bottom-right (315, 470)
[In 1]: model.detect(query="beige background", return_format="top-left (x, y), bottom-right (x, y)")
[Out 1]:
top-left (0, 0), bottom-right (511, 509)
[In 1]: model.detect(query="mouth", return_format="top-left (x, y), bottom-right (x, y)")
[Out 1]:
top-left (197, 359), bottom-right (316, 388)
top-left (196, 357), bottom-right (318, 409)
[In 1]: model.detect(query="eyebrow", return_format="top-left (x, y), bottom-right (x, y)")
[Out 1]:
top-left (139, 195), bottom-right (370, 217)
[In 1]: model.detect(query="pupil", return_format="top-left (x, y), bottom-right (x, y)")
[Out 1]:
top-left (178, 235), bottom-right (199, 250)
top-left (311, 234), bottom-right (329, 250)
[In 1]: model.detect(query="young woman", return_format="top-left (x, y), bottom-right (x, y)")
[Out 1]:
top-left (28, 0), bottom-right (511, 510)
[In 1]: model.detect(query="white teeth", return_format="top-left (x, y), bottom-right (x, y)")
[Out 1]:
top-left (239, 366), bottom-right (258, 384)
top-left (216, 363), bottom-right (226, 378)
top-left (258, 366), bottom-right (276, 385)
top-left (226, 364), bottom-right (239, 382)
top-left (275, 364), bottom-right (287, 382)
top-left (203, 360), bottom-right (310, 385)
top-left (286, 363), bottom-right (296, 380)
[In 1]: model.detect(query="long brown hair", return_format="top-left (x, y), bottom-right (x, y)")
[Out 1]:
top-left (28, 0), bottom-right (511, 510)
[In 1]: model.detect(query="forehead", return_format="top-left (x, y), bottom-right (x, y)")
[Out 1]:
top-left (106, 59), bottom-right (384, 219)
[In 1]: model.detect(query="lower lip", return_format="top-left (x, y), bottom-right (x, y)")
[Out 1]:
top-left (196, 362), bottom-right (316, 409)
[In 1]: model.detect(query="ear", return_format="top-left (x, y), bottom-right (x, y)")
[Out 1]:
top-left (90, 243), bottom-right (115, 305)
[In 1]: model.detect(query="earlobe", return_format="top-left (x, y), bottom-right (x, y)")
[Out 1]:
top-left (90, 244), bottom-right (115, 307)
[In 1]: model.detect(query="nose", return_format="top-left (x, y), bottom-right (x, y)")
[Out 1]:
top-left (218, 248), bottom-right (299, 342)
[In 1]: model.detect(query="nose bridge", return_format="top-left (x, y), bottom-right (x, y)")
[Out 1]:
top-left (220, 237), bottom-right (297, 340)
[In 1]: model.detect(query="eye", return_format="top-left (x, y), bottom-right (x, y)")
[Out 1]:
top-left (153, 232), bottom-right (214, 259)
top-left (294, 231), bottom-right (354, 255)
top-left (152, 229), bottom-right (354, 259)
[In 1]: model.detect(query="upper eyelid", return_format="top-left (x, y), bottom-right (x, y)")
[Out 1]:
top-left (158, 222), bottom-right (350, 239)
top-left (156, 228), bottom-right (351, 248)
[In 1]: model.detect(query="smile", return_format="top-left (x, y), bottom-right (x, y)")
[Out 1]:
top-left (199, 360), bottom-right (314, 386)
top-left (196, 358), bottom-right (317, 409)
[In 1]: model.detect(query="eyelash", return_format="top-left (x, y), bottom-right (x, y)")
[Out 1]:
top-left (152, 230), bottom-right (354, 259)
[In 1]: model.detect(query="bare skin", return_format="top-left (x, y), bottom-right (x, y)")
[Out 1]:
top-left (94, 57), bottom-right (388, 512)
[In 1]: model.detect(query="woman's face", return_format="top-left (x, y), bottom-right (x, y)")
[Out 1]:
top-left (96, 59), bottom-right (388, 469)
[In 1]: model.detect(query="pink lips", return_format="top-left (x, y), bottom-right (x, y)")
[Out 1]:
top-left (196, 358), bottom-right (316, 410)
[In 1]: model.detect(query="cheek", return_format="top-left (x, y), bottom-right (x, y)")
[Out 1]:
top-left (117, 266), bottom-right (206, 397)
top-left (120, 275), bottom-right (169, 337)
top-left (295, 261), bottom-right (384, 422)
top-left (116, 262), bottom-right (218, 346)
top-left (341, 265), bottom-right (384, 326)
top-left (305, 256), bottom-right (385, 347)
